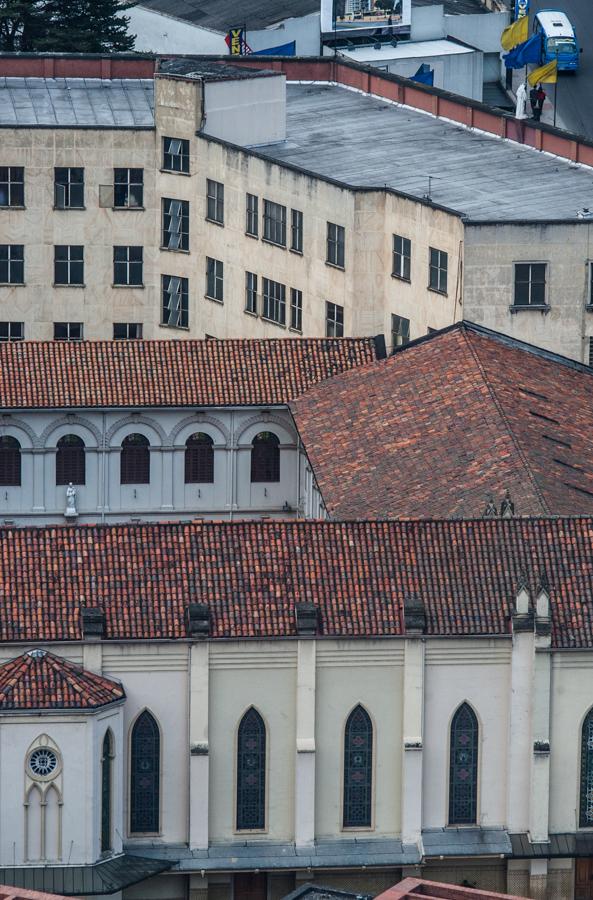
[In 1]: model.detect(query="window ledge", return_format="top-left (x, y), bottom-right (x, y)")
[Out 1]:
top-left (112, 284), bottom-right (145, 289)
top-left (160, 246), bottom-right (190, 254)
top-left (261, 316), bottom-right (286, 329)
top-left (262, 238), bottom-right (287, 250)
top-left (509, 304), bottom-right (550, 314)
top-left (326, 261), bottom-right (345, 272)
top-left (428, 286), bottom-right (448, 296)
top-left (290, 248), bottom-right (304, 256)
top-left (205, 217), bottom-right (224, 228)
top-left (585, 305), bottom-right (593, 312)
top-left (159, 322), bottom-right (189, 331)
top-left (159, 168), bottom-right (191, 177)
top-left (244, 309), bottom-right (258, 318)
top-left (53, 206), bottom-right (86, 211)
top-left (289, 326), bottom-right (303, 334)
top-left (245, 231), bottom-right (259, 240)
top-left (0, 282), bottom-right (25, 287)
top-left (205, 294), bottom-right (224, 305)
top-left (112, 206), bottom-right (145, 212)
top-left (53, 283), bottom-right (85, 288)
top-left (0, 205), bottom-right (25, 210)
top-left (392, 273), bottom-right (411, 283)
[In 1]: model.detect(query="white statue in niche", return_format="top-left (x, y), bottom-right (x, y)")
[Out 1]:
top-left (64, 482), bottom-right (78, 518)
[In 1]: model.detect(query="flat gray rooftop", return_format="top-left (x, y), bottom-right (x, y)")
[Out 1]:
top-left (0, 77), bottom-right (155, 127)
top-left (257, 84), bottom-right (593, 221)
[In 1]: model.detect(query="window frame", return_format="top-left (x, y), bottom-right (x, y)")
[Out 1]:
top-left (0, 166), bottom-right (24, 208)
top-left (206, 179), bottom-right (224, 225)
top-left (291, 208), bottom-right (303, 254)
top-left (162, 136), bottom-right (190, 174)
top-left (0, 244), bottom-right (24, 285)
top-left (250, 431), bottom-right (280, 483)
top-left (0, 435), bottom-right (21, 487)
top-left (326, 222), bottom-right (345, 269)
top-left (245, 271), bottom-right (258, 315)
top-left (206, 257), bottom-right (224, 303)
top-left (54, 167), bottom-right (84, 209)
top-left (55, 434), bottom-right (86, 486)
top-left (184, 432), bottom-right (215, 484)
top-left (161, 275), bottom-right (189, 329)
top-left (113, 323), bottom-right (143, 340)
top-left (246, 194), bottom-right (259, 237)
top-left (113, 245), bottom-right (143, 286)
top-left (54, 245), bottom-right (84, 287)
top-left (0, 321), bottom-right (24, 342)
top-left (113, 168), bottom-right (144, 209)
top-left (53, 322), bottom-right (83, 341)
top-left (392, 234), bottom-right (411, 281)
top-left (326, 302), bottom-right (344, 337)
top-left (428, 247), bottom-right (448, 295)
top-left (391, 314), bottom-right (410, 349)
top-left (263, 199), bottom-right (287, 248)
top-left (513, 261), bottom-right (548, 308)
top-left (236, 708), bottom-right (267, 832)
top-left (162, 197), bottom-right (190, 252)
top-left (101, 730), bottom-right (114, 854)
top-left (290, 288), bottom-right (303, 332)
top-left (262, 278), bottom-right (286, 326)
top-left (120, 433), bottom-right (150, 485)
top-left (129, 710), bottom-right (161, 835)
top-left (342, 705), bottom-right (373, 830)
top-left (448, 702), bottom-right (479, 826)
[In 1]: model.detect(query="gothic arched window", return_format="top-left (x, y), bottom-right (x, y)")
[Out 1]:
top-left (250, 432), bottom-right (280, 483)
top-left (101, 730), bottom-right (113, 852)
top-left (130, 711), bottom-right (160, 834)
top-left (580, 708), bottom-right (593, 826)
top-left (185, 432), bottom-right (214, 483)
top-left (121, 433), bottom-right (150, 485)
top-left (0, 435), bottom-right (21, 486)
top-left (237, 708), bottom-right (266, 830)
top-left (449, 702), bottom-right (479, 825)
top-left (56, 434), bottom-right (85, 485)
top-left (343, 705), bottom-right (373, 828)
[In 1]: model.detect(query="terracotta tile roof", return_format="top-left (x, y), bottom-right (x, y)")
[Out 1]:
top-left (0, 518), bottom-right (592, 648)
top-left (0, 337), bottom-right (379, 410)
top-left (291, 322), bottom-right (593, 519)
top-left (0, 649), bottom-right (125, 710)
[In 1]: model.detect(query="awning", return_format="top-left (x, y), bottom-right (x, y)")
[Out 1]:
top-left (0, 854), bottom-right (172, 895)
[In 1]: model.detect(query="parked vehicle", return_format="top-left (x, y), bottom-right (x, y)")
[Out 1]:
top-left (533, 9), bottom-right (581, 72)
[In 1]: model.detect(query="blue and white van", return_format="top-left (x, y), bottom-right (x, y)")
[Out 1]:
top-left (533, 9), bottom-right (580, 72)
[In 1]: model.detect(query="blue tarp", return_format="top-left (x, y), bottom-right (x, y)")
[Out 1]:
top-left (251, 41), bottom-right (296, 56)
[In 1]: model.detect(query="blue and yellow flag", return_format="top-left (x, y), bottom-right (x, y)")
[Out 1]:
top-left (528, 59), bottom-right (558, 85)
top-left (501, 15), bottom-right (529, 52)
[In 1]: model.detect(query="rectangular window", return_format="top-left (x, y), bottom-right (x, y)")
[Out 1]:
top-left (262, 277), bottom-right (286, 325)
top-left (0, 245), bottom-right (24, 284)
top-left (0, 321), bottom-right (24, 341)
top-left (161, 275), bottom-right (189, 328)
top-left (54, 167), bottom-right (84, 208)
top-left (163, 136), bottom-right (190, 174)
top-left (206, 257), bottom-right (224, 302)
top-left (589, 262), bottom-right (593, 307)
top-left (514, 262), bottom-right (547, 307)
top-left (0, 167), bottom-right (24, 207)
top-left (54, 245), bottom-right (84, 285)
top-left (162, 198), bottom-right (189, 251)
top-left (429, 247), bottom-right (448, 294)
top-left (589, 337), bottom-right (593, 368)
top-left (245, 271), bottom-right (258, 314)
top-left (326, 222), bottom-right (345, 269)
top-left (291, 209), bottom-right (303, 253)
top-left (392, 234), bottom-right (411, 281)
top-left (246, 193), bottom-right (258, 237)
top-left (290, 288), bottom-right (303, 332)
top-left (113, 168), bottom-right (143, 208)
top-left (263, 199), bottom-right (287, 247)
top-left (113, 322), bottom-right (143, 339)
top-left (113, 246), bottom-right (143, 286)
top-left (392, 313), bottom-right (410, 349)
top-left (54, 322), bottom-right (83, 341)
top-left (206, 179), bottom-right (224, 225)
top-left (326, 302), bottom-right (344, 337)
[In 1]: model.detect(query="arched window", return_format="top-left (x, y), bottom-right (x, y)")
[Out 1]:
top-left (101, 730), bottom-right (113, 853)
top-left (237, 708), bottom-right (266, 830)
top-left (130, 711), bottom-right (160, 834)
top-left (250, 432), bottom-right (280, 483)
top-left (449, 702), bottom-right (479, 825)
top-left (185, 432), bottom-right (214, 484)
top-left (121, 433), bottom-right (150, 485)
top-left (580, 708), bottom-right (593, 826)
top-left (55, 434), bottom-right (85, 485)
top-left (0, 435), bottom-right (21, 486)
top-left (343, 705), bottom-right (373, 828)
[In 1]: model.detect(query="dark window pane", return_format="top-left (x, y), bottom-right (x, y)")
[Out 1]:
top-left (449, 703), bottom-right (478, 825)
top-left (121, 433), bottom-right (150, 484)
top-left (113, 322), bottom-right (142, 339)
top-left (185, 432), bottom-right (214, 483)
top-left (0, 435), bottom-right (21, 486)
top-left (237, 708), bottom-right (266, 830)
top-left (251, 431), bottom-right (280, 483)
top-left (163, 136), bottom-right (189, 173)
top-left (343, 705), bottom-right (372, 828)
top-left (580, 708), bottom-right (593, 825)
top-left (130, 711), bottom-right (160, 833)
top-left (101, 730), bottom-right (113, 853)
top-left (56, 434), bottom-right (85, 485)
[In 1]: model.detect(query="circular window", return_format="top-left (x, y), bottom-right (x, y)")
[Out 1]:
top-left (29, 748), bottom-right (58, 777)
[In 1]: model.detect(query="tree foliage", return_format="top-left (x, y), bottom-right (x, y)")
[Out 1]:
top-left (0, 0), bottom-right (136, 52)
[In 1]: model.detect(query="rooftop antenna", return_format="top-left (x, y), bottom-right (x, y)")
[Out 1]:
top-left (423, 175), bottom-right (433, 201)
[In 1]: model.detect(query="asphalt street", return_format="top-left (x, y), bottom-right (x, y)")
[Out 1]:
top-left (528, 0), bottom-right (593, 138)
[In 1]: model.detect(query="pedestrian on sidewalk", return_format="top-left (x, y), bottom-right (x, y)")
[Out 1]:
top-left (530, 83), bottom-right (546, 121)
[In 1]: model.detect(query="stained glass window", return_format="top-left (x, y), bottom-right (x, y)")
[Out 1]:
top-left (130, 711), bottom-right (160, 834)
top-left (101, 730), bottom-right (113, 853)
top-left (580, 708), bottom-right (593, 826)
top-left (343, 705), bottom-right (372, 828)
top-left (237, 708), bottom-right (266, 830)
top-left (449, 702), bottom-right (478, 825)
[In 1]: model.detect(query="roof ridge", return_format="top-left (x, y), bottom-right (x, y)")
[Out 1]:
top-left (462, 329), bottom-right (551, 516)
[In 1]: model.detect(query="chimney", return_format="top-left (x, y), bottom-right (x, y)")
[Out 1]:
top-left (81, 607), bottom-right (105, 640)
top-left (186, 603), bottom-right (210, 638)
top-left (404, 595), bottom-right (426, 635)
top-left (295, 602), bottom-right (318, 635)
